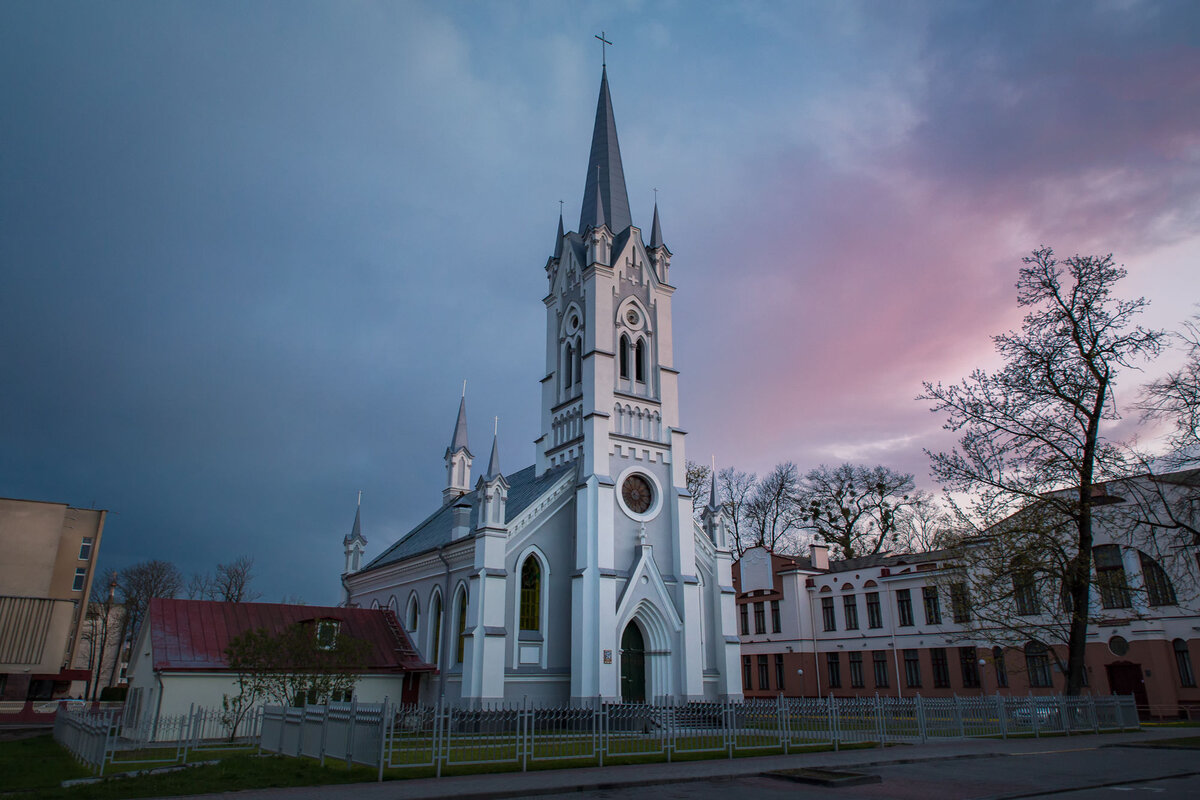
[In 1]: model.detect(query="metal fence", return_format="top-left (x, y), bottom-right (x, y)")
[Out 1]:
top-left (53, 703), bottom-right (263, 776)
top-left (259, 693), bottom-right (1140, 780)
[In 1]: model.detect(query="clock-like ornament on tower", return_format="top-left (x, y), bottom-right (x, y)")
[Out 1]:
top-left (621, 473), bottom-right (654, 514)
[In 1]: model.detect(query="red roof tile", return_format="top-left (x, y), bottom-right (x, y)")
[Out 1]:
top-left (147, 598), bottom-right (433, 673)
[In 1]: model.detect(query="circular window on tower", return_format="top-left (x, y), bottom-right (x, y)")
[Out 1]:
top-left (615, 467), bottom-right (663, 522)
top-left (625, 308), bottom-right (640, 327)
top-left (565, 311), bottom-right (581, 335)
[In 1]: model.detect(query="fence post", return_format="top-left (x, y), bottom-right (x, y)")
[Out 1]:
top-left (98, 710), bottom-right (113, 777)
top-left (521, 696), bottom-right (529, 773)
top-left (597, 701), bottom-right (605, 768)
top-left (955, 695), bottom-right (965, 738)
top-left (1089, 695), bottom-right (1098, 734)
top-left (377, 698), bottom-right (388, 782)
top-left (875, 695), bottom-right (884, 749)
top-left (346, 699), bottom-right (357, 768)
top-left (778, 694), bottom-right (788, 754)
top-left (998, 695), bottom-right (1007, 740)
top-left (435, 700), bottom-right (444, 779)
top-left (1031, 694), bottom-right (1040, 738)
top-left (916, 695), bottom-right (927, 743)
top-left (726, 701), bottom-right (734, 759)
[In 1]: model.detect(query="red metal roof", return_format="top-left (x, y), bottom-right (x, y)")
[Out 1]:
top-left (147, 598), bottom-right (433, 673)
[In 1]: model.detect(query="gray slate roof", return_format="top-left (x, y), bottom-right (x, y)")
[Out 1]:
top-left (578, 66), bottom-right (632, 235)
top-left (826, 547), bottom-right (959, 573)
top-left (361, 463), bottom-right (576, 572)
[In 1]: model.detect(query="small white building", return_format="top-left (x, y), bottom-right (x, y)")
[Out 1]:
top-left (123, 598), bottom-right (431, 736)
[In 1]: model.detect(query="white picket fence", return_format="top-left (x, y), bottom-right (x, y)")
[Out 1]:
top-left (259, 693), bottom-right (1140, 780)
top-left (53, 703), bottom-right (264, 776)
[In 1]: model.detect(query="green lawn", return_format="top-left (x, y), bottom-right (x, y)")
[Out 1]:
top-left (0, 734), bottom-right (92, 792)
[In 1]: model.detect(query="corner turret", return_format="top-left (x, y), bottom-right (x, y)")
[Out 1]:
top-left (444, 390), bottom-right (473, 505)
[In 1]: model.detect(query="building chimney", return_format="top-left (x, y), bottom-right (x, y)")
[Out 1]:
top-left (809, 543), bottom-right (830, 571)
top-left (451, 502), bottom-right (472, 541)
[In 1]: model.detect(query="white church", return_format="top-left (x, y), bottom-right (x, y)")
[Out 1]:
top-left (342, 65), bottom-right (743, 707)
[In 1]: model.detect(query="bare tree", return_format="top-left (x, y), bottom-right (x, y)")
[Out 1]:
top-left (901, 496), bottom-right (958, 553)
top-left (187, 556), bottom-right (262, 603)
top-left (718, 467), bottom-right (758, 555)
top-left (79, 569), bottom-right (119, 700)
top-left (686, 460), bottom-right (712, 519)
top-left (920, 247), bottom-right (1165, 694)
top-left (745, 462), bottom-right (806, 555)
top-left (799, 463), bottom-right (927, 559)
top-left (117, 559), bottom-right (183, 646)
top-left (1142, 312), bottom-right (1200, 466)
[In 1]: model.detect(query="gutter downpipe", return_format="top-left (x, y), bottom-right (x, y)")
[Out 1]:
top-left (805, 582), bottom-right (822, 699)
top-left (882, 582), bottom-right (902, 699)
top-left (436, 544), bottom-right (452, 704)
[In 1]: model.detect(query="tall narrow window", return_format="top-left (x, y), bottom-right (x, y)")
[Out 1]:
top-left (843, 595), bottom-right (859, 630)
top-left (1095, 545), bottom-right (1131, 609)
top-left (739, 603), bottom-right (749, 636)
top-left (758, 654), bottom-right (770, 690)
top-left (826, 652), bottom-right (841, 689)
top-left (770, 600), bottom-right (781, 633)
top-left (619, 335), bottom-right (630, 380)
top-left (563, 343), bottom-right (574, 388)
top-left (454, 588), bottom-right (468, 664)
top-left (405, 595), bottom-right (419, 635)
top-left (959, 646), bottom-right (980, 688)
top-left (634, 339), bottom-right (646, 382)
top-left (821, 597), bottom-right (836, 631)
top-left (72, 568), bottom-right (86, 591)
top-left (430, 592), bottom-right (443, 665)
top-left (896, 589), bottom-right (914, 627)
top-left (930, 648), bottom-right (950, 688)
top-left (993, 646), bottom-right (1009, 688)
top-left (1013, 571), bottom-right (1039, 615)
top-left (1024, 641), bottom-right (1053, 688)
top-left (922, 586), bottom-right (942, 625)
top-left (1174, 639), bottom-right (1196, 687)
top-left (873, 651), bottom-right (889, 688)
top-left (1139, 551), bottom-right (1176, 607)
top-left (743, 656), bottom-right (753, 689)
top-left (573, 340), bottom-right (582, 385)
top-left (866, 592), bottom-right (882, 628)
top-left (903, 649), bottom-right (921, 687)
top-left (775, 654), bottom-right (786, 690)
top-left (754, 601), bottom-right (766, 634)
top-left (849, 652), bottom-right (864, 688)
top-left (78, 537), bottom-right (94, 560)
top-left (950, 583), bottom-right (971, 623)
top-left (520, 558), bottom-right (541, 632)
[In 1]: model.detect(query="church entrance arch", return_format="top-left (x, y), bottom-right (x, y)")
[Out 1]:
top-left (620, 621), bottom-right (647, 704)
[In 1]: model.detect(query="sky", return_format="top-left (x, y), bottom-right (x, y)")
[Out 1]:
top-left (2, 1), bottom-right (1198, 605)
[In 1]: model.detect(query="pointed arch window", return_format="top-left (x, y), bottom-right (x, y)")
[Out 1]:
top-left (634, 339), bottom-right (646, 382)
top-left (563, 342), bottom-right (574, 387)
top-left (520, 557), bottom-right (542, 632)
top-left (454, 586), bottom-right (469, 664)
top-left (619, 335), bottom-right (630, 380)
top-left (1138, 551), bottom-right (1176, 606)
top-left (573, 338), bottom-right (582, 385)
top-left (405, 595), bottom-right (419, 635)
top-left (429, 591), bottom-right (443, 666)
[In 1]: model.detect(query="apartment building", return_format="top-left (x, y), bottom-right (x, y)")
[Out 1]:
top-left (734, 470), bottom-right (1200, 716)
top-left (0, 497), bottom-right (107, 701)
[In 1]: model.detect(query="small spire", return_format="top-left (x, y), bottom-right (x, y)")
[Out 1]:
top-left (553, 210), bottom-right (564, 259)
top-left (345, 500), bottom-right (366, 545)
top-left (485, 419), bottom-right (502, 480)
top-left (707, 456), bottom-right (720, 511)
top-left (649, 200), bottom-right (664, 249)
top-left (448, 391), bottom-right (469, 454)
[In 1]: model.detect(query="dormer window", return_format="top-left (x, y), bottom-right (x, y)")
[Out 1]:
top-left (316, 620), bottom-right (340, 650)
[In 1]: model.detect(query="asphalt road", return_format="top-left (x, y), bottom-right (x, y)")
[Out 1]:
top-left (532, 745), bottom-right (1200, 800)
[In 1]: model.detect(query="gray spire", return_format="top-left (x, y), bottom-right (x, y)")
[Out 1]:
top-left (649, 201), bottom-right (664, 249)
top-left (578, 66), bottom-right (632, 234)
top-left (552, 211), bottom-right (564, 259)
top-left (448, 394), bottom-right (469, 454)
top-left (344, 502), bottom-right (365, 545)
top-left (485, 432), bottom-right (501, 480)
top-left (707, 470), bottom-right (720, 512)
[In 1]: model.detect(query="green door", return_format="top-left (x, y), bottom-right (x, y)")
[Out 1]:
top-left (620, 622), bottom-right (646, 704)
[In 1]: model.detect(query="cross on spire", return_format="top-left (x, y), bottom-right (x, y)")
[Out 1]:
top-left (595, 31), bottom-right (612, 67)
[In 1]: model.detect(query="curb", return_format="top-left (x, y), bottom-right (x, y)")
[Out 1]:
top-left (976, 770), bottom-right (1200, 800)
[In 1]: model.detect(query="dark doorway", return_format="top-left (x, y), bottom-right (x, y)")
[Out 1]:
top-left (620, 622), bottom-right (646, 704)
top-left (1106, 662), bottom-right (1148, 710)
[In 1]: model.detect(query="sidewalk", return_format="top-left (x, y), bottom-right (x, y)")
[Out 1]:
top-left (149, 727), bottom-right (1198, 800)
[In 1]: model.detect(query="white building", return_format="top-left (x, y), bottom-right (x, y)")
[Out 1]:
top-left (342, 66), bottom-right (742, 707)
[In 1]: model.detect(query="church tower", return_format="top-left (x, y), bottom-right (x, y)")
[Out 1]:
top-left (539, 65), bottom-right (740, 704)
